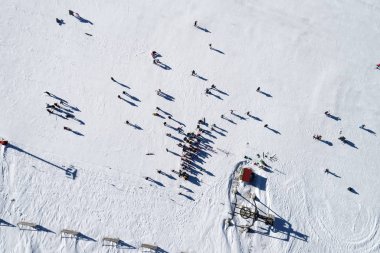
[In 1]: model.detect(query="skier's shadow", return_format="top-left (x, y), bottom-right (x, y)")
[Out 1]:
top-left (320, 139), bottom-right (333, 146)
top-left (196, 75), bottom-right (208, 81)
top-left (74, 14), bottom-right (94, 25)
top-left (132, 124), bottom-right (143, 130)
top-left (158, 92), bottom-right (175, 102)
top-left (196, 26), bottom-right (211, 33)
top-left (231, 113), bottom-right (247, 120)
top-left (120, 97), bottom-right (138, 107)
top-left (72, 130), bottom-right (84, 136)
top-left (179, 193), bottom-right (195, 201)
top-left (342, 139), bottom-right (358, 149)
top-left (348, 188), bottom-right (359, 194)
top-left (215, 88), bottom-right (229, 96)
top-left (259, 91), bottom-right (272, 97)
top-left (210, 47), bottom-right (225, 54)
top-left (146, 178), bottom-right (165, 187)
top-left (112, 79), bottom-right (130, 89)
top-left (248, 115), bottom-right (262, 121)
top-left (361, 127), bottom-right (376, 135)
top-left (266, 126), bottom-right (281, 135)
top-left (155, 61), bottom-right (172, 70)
top-left (125, 94), bottom-right (141, 102)
top-left (326, 114), bottom-right (341, 121)
top-left (209, 92), bottom-right (223, 100)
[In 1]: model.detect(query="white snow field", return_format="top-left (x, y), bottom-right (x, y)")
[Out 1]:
top-left (1, 0), bottom-right (380, 252)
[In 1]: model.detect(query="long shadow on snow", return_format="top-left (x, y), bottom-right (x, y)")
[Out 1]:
top-left (0, 219), bottom-right (16, 227)
top-left (7, 144), bottom-right (66, 171)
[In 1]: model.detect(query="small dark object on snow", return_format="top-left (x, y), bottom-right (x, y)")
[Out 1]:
top-left (64, 126), bottom-right (71, 131)
top-left (191, 70), bottom-right (196, 76)
top-left (194, 21), bottom-right (197, 27)
top-left (209, 43), bottom-right (212, 49)
top-left (338, 136), bottom-right (346, 142)
top-left (47, 109), bottom-right (53, 114)
top-left (221, 114), bottom-right (224, 119)
top-left (324, 111), bottom-right (330, 115)
top-left (166, 133), bottom-right (171, 137)
top-left (56, 18), bottom-right (64, 25)
top-left (69, 10), bottom-right (74, 16)
top-left (125, 121), bottom-right (130, 125)
top-left (256, 87), bottom-right (260, 92)
top-left (163, 122), bottom-right (167, 126)
top-left (118, 95), bottom-right (121, 99)
top-left (246, 111), bottom-right (250, 116)
top-left (360, 124), bottom-right (365, 129)
top-left (211, 84), bottom-right (216, 89)
top-left (324, 169), bottom-right (329, 174)
top-left (44, 91), bottom-right (51, 96)
top-left (157, 170), bottom-right (162, 174)
top-left (111, 77), bottom-right (116, 82)
top-left (264, 124), bottom-right (268, 128)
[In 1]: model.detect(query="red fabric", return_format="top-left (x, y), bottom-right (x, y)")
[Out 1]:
top-left (0, 140), bottom-right (8, 145)
top-left (241, 168), bottom-right (253, 182)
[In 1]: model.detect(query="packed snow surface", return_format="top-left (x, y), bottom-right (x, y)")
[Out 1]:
top-left (1, 0), bottom-right (380, 252)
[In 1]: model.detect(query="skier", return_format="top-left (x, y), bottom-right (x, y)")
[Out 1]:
top-left (46, 104), bottom-right (54, 109)
top-left (376, 64), bottom-right (380, 69)
top-left (163, 122), bottom-right (167, 126)
top-left (166, 133), bottom-right (172, 137)
top-left (53, 103), bottom-right (61, 108)
top-left (194, 21), bottom-right (197, 27)
top-left (118, 95), bottom-right (121, 99)
top-left (256, 87), bottom-right (260, 92)
top-left (221, 114), bottom-right (224, 119)
top-left (157, 170), bottom-right (162, 174)
top-left (64, 126), bottom-right (71, 131)
top-left (324, 111), bottom-right (330, 116)
top-left (156, 89), bottom-right (161, 95)
top-left (205, 88), bottom-right (211, 94)
top-left (230, 110), bottom-right (234, 114)
top-left (246, 111), bottom-right (251, 116)
top-left (111, 77), bottom-right (116, 82)
top-left (168, 115), bottom-right (172, 120)
top-left (209, 43), bottom-right (212, 49)
top-left (47, 109), bottom-right (53, 114)
top-left (211, 84), bottom-right (216, 89)
top-left (166, 148), bottom-right (169, 152)
top-left (122, 91), bottom-right (128, 95)
top-left (44, 91), bottom-right (51, 96)
top-left (153, 113), bottom-right (159, 116)
top-left (360, 124), bottom-right (365, 129)
top-left (324, 168), bottom-right (329, 174)
top-left (125, 120), bottom-right (130, 125)
top-left (151, 51), bottom-right (157, 58)
top-left (264, 124), bottom-right (268, 128)
top-left (191, 70), bottom-right (196, 76)
top-left (156, 107), bottom-right (161, 111)
top-left (69, 10), bottom-right (74, 16)
top-left (177, 126), bottom-right (183, 133)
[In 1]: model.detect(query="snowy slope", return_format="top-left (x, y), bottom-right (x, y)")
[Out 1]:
top-left (1, 0), bottom-right (380, 252)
